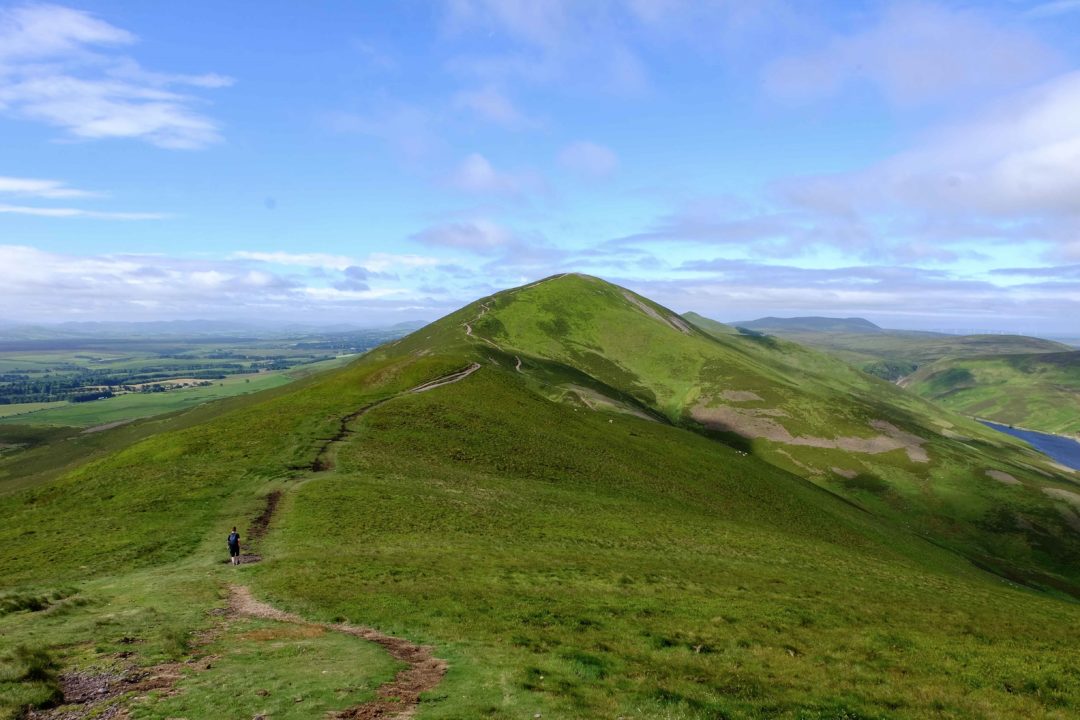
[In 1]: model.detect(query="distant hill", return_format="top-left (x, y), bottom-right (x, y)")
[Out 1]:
top-left (734, 316), bottom-right (883, 333)
top-left (680, 311), bottom-right (738, 335)
top-left (710, 314), bottom-right (1071, 381)
top-left (903, 351), bottom-right (1080, 435)
top-left (0, 319), bottom-right (428, 341)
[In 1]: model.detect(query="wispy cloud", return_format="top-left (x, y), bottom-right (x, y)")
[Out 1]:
top-left (558, 141), bottom-right (618, 179)
top-left (448, 153), bottom-right (542, 196)
top-left (0, 175), bottom-right (96, 198)
top-left (453, 85), bottom-right (534, 128)
top-left (1026, 0), bottom-right (1080, 18)
top-left (412, 217), bottom-right (514, 253)
top-left (0, 203), bottom-right (165, 220)
top-left (0, 245), bottom-right (452, 323)
top-left (0, 3), bottom-right (231, 149)
top-left (323, 100), bottom-right (439, 160)
top-left (763, 2), bottom-right (1058, 106)
top-left (231, 251), bottom-right (359, 271)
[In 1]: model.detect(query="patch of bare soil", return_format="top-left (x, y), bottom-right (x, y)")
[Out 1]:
top-left (720, 390), bottom-right (763, 402)
top-left (986, 469), bottom-right (1021, 486)
top-left (80, 419), bottom-right (134, 435)
top-left (27, 653), bottom-right (213, 719)
top-left (1044, 487), bottom-right (1080, 508)
top-left (692, 405), bottom-right (930, 463)
top-left (831, 467), bottom-right (858, 479)
top-left (621, 290), bottom-right (692, 334)
top-left (410, 363), bottom-right (481, 394)
top-left (230, 586), bottom-right (447, 720)
top-left (249, 490), bottom-right (282, 543)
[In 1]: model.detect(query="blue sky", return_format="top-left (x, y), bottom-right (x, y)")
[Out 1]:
top-left (3, 1), bottom-right (1080, 333)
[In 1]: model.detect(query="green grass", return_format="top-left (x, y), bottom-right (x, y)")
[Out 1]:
top-left (904, 352), bottom-right (1080, 435)
top-left (0, 402), bottom-right (66, 419)
top-left (0, 372), bottom-right (292, 428)
top-left (130, 617), bottom-right (399, 720)
top-left (1, 274), bottom-right (1079, 718)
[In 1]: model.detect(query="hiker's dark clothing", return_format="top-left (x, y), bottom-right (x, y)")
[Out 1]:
top-left (228, 532), bottom-right (240, 557)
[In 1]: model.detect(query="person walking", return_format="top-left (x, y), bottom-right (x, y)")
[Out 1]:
top-left (227, 527), bottom-right (241, 565)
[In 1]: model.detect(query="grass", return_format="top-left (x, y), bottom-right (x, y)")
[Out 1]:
top-left (1, 274), bottom-right (1078, 718)
top-left (0, 402), bottom-right (67, 419)
top-left (0, 372), bottom-right (292, 428)
top-left (130, 617), bottom-right (399, 720)
top-left (904, 352), bottom-right (1080, 435)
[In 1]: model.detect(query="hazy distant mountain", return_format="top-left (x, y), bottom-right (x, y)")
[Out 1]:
top-left (0, 319), bottom-right (429, 341)
top-left (733, 316), bottom-right (883, 333)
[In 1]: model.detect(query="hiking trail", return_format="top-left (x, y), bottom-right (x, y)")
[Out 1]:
top-left (230, 585), bottom-right (447, 719)
top-left (309, 363), bottom-right (481, 473)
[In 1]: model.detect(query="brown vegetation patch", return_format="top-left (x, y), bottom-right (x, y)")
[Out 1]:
top-left (986, 469), bottom-right (1021, 486)
top-left (719, 390), bottom-right (763, 402)
top-left (691, 405), bottom-right (929, 463)
top-left (1043, 487), bottom-right (1080, 508)
top-left (622, 291), bottom-right (692, 334)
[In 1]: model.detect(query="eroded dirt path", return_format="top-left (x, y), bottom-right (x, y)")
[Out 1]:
top-left (230, 585), bottom-right (447, 719)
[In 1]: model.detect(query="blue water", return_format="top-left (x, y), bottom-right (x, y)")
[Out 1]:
top-left (980, 421), bottom-right (1080, 471)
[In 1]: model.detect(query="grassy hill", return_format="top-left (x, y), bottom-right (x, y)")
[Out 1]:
top-left (711, 316), bottom-right (1072, 381)
top-left (2, 274), bottom-right (1079, 719)
top-left (903, 351), bottom-right (1080, 435)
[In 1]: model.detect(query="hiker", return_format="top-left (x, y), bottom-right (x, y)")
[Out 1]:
top-left (227, 526), bottom-right (241, 565)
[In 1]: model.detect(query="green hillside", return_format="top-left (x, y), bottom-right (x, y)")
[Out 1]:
top-left (903, 351), bottom-right (1080, 435)
top-left (712, 317), bottom-right (1072, 381)
top-left (2, 274), bottom-right (1079, 719)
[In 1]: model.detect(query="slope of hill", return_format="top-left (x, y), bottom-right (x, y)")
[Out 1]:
top-left (712, 316), bottom-right (1073, 381)
top-left (903, 351), bottom-right (1080, 435)
top-left (2, 274), bottom-right (1079, 719)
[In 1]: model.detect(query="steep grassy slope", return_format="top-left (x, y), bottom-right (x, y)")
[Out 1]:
top-left (715, 319), bottom-right (1072, 381)
top-left (903, 351), bottom-right (1080, 435)
top-left (2, 274), bottom-right (1079, 718)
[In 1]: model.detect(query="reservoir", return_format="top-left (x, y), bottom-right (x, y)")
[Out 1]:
top-left (980, 421), bottom-right (1080, 472)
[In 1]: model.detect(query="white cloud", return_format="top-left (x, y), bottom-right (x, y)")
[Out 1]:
top-left (763, 2), bottom-right (1057, 106)
top-left (413, 218), bottom-right (513, 253)
top-left (0, 4), bottom-right (230, 149)
top-left (0, 245), bottom-right (446, 323)
top-left (453, 85), bottom-right (533, 128)
top-left (234, 250), bottom-right (443, 273)
top-left (0, 203), bottom-right (165, 220)
top-left (231, 251), bottom-right (358, 271)
top-left (444, 0), bottom-right (650, 94)
top-left (324, 101), bottom-right (438, 159)
top-left (362, 253), bottom-right (444, 272)
top-left (779, 70), bottom-right (1080, 223)
top-left (449, 153), bottom-right (539, 195)
top-left (558, 141), bottom-right (618, 178)
top-left (0, 176), bottom-right (95, 198)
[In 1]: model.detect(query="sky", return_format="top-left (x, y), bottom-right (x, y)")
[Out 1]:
top-left (2, 0), bottom-right (1080, 333)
